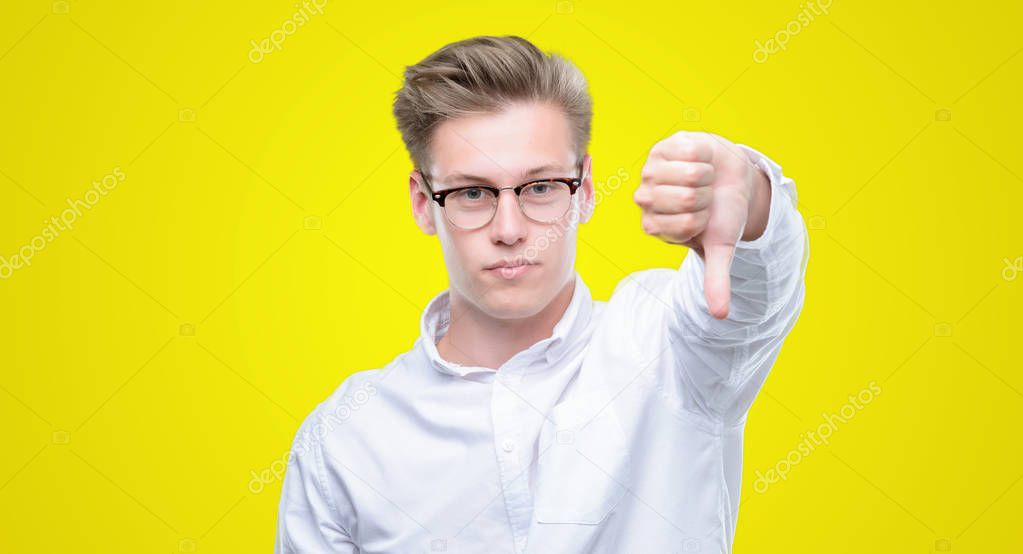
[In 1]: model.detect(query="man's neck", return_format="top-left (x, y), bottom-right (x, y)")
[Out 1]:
top-left (437, 277), bottom-right (576, 370)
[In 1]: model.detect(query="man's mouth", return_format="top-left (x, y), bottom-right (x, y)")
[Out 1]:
top-left (484, 259), bottom-right (537, 280)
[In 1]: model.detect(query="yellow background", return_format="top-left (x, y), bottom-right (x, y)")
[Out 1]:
top-left (3, 0), bottom-right (1021, 552)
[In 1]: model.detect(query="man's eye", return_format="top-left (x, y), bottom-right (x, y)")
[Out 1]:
top-left (450, 187), bottom-right (491, 204)
top-left (526, 182), bottom-right (557, 196)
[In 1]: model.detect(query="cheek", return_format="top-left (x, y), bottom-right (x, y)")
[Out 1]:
top-left (529, 222), bottom-right (578, 270)
top-left (437, 227), bottom-right (482, 274)
top-left (555, 228), bottom-right (579, 269)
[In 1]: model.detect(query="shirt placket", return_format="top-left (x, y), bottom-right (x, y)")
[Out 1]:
top-left (491, 367), bottom-right (532, 553)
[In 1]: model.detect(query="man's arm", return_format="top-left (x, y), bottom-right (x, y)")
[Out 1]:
top-left (276, 411), bottom-right (359, 553)
top-left (633, 132), bottom-right (808, 422)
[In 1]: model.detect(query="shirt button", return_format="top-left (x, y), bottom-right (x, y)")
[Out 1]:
top-left (501, 438), bottom-right (516, 453)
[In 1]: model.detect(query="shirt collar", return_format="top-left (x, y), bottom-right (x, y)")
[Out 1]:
top-left (417, 271), bottom-right (593, 378)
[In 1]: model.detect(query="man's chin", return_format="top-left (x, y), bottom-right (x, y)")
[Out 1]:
top-left (476, 288), bottom-right (546, 320)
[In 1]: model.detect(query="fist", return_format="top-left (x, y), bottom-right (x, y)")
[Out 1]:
top-left (634, 131), bottom-right (761, 319)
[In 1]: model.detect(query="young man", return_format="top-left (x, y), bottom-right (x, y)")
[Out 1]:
top-left (276, 35), bottom-right (808, 553)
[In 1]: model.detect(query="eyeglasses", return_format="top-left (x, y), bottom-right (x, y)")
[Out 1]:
top-left (419, 166), bottom-right (584, 230)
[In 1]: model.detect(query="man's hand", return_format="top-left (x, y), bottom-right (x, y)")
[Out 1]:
top-left (633, 131), bottom-right (771, 320)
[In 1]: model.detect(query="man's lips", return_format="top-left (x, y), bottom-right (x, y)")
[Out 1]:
top-left (484, 259), bottom-right (535, 270)
top-left (484, 260), bottom-right (537, 279)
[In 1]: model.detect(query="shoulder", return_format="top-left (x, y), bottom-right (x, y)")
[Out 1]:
top-left (313, 368), bottom-right (383, 427)
top-left (289, 368), bottom-right (382, 457)
top-left (291, 348), bottom-right (420, 457)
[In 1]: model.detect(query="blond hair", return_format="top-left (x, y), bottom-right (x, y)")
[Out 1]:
top-left (392, 35), bottom-right (592, 173)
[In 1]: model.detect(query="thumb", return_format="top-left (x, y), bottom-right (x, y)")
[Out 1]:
top-left (702, 243), bottom-right (735, 319)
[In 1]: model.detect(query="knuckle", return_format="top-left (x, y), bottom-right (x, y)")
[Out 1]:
top-left (666, 190), bottom-right (686, 212)
top-left (695, 141), bottom-right (713, 159)
top-left (679, 135), bottom-right (712, 161)
top-left (675, 143), bottom-right (697, 161)
top-left (703, 165), bottom-right (715, 184)
top-left (663, 134), bottom-right (695, 159)
top-left (666, 130), bottom-right (690, 145)
top-left (679, 189), bottom-right (698, 211)
top-left (651, 138), bottom-right (675, 159)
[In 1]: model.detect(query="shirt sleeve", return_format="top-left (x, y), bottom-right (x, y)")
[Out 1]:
top-left (275, 409), bottom-right (359, 553)
top-left (667, 143), bottom-right (809, 424)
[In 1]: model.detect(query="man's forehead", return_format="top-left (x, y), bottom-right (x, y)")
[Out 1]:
top-left (437, 161), bottom-right (575, 185)
top-left (424, 102), bottom-right (578, 183)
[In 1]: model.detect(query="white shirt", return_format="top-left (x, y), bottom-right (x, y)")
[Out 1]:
top-left (276, 145), bottom-right (809, 554)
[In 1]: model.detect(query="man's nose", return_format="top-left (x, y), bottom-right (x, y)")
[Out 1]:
top-left (489, 190), bottom-right (528, 245)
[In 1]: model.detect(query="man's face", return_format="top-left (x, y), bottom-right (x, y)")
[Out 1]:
top-left (409, 101), bottom-right (594, 320)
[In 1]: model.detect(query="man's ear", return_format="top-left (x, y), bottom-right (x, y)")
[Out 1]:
top-left (578, 154), bottom-right (595, 224)
top-left (409, 170), bottom-right (437, 235)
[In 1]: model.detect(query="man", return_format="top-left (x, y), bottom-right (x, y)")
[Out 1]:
top-left (276, 35), bottom-right (808, 553)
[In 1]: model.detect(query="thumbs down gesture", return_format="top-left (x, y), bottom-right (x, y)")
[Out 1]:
top-left (633, 131), bottom-right (771, 320)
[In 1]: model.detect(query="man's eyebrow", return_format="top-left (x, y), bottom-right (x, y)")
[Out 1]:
top-left (442, 163), bottom-right (571, 185)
